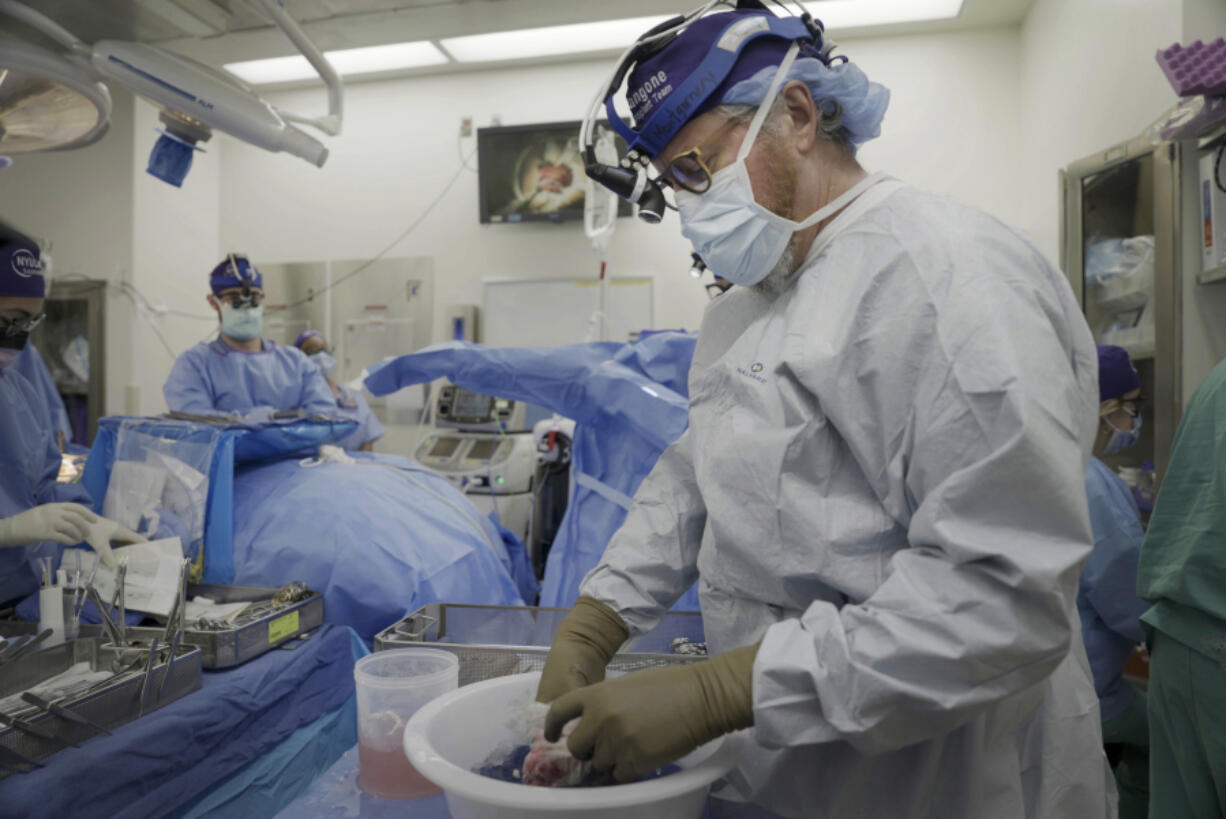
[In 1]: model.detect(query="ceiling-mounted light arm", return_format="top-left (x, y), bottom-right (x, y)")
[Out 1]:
top-left (0, 0), bottom-right (89, 56)
top-left (249, 0), bottom-right (342, 136)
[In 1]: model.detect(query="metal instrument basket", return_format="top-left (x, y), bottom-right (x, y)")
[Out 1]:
top-left (373, 603), bottom-right (706, 686)
top-left (79, 583), bottom-right (322, 669)
top-left (0, 637), bottom-right (203, 776)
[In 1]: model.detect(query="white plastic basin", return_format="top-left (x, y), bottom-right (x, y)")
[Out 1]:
top-left (404, 671), bottom-right (737, 819)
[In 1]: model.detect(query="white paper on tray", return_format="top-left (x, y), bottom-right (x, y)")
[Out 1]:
top-left (75, 537), bottom-right (186, 617)
top-left (183, 597), bottom-right (251, 623)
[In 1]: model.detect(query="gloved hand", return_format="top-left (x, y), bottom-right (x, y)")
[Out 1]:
top-left (545, 643), bottom-right (760, 783)
top-left (535, 596), bottom-right (629, 703)
top-left (0, 504), bottom-right (143, 568)
top-left (85, 516), bottom-right (146, 568)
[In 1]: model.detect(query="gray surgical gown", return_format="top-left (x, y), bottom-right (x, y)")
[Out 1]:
top-left (582, 181), bottom-right (1116, 818)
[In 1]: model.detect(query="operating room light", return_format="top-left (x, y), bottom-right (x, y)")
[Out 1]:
top-left (226, 41), bottom-right (448, 84)
top-left (229, 3), bottom-right (965, 81)
top-left (441, 2), bottom-right (964, 64)
top-left (439, 16), bottom-right (673, 63)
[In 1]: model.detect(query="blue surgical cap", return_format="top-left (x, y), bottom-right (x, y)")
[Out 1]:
top-left (721, 57), bottom-right (890, 151)
top-left (1097, 345), bottom-right (1141, 402)
top-left (0, 238), bottom-right (45, 298)
top-left (209, 255), bottom-right (263, 294)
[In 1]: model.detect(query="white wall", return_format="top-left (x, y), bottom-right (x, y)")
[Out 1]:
top-left (1019, 0), bottom-right (1184, 261)
top-left (0, 89), bottom-right (137, 417)
top-left (220, 24), bottom-right (1024, 348)
top-left (1183, 0), bottom-right (1226, 42)
top-left (852, 26), bottom-right (1023, 227)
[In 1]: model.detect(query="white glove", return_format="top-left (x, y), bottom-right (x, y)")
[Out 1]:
top-left (85, 516), bottom-right (146, 569)
top-left (0, 504), bottom-right (144, 568)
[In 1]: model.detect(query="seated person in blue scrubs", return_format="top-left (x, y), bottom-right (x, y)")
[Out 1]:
top-left (163, 254), bottom-right (336, 421)
top-left (293, 330), bottom-right (384, 452)
top-left (1079, 344), bottom-right (1150, 819)
top-left (0, 225), bottom-right (141, 603)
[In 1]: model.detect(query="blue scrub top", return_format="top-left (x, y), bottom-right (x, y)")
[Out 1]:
top-left (0, 366), bottom-right (91, 604)
top-left (12, 343), bottom-right (72, 444)
top-left (163, 338), bottom-right (337, 418)
top-left (332, 384), bottom-right (384, 450)
top-left (1078, 456), bottom-right (1150, 721)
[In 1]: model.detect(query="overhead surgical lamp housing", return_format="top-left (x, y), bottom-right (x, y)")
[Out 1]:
top-left (0, 36), bottom-right (111, 154)
top-left (0, 0), bottom-right (342, 186)
top-left (91, 40), bottom-right (329, 184)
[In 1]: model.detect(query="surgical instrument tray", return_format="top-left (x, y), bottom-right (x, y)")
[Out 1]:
top-left (374, 603), bottom-right (706, 686)
top-left (81, 582), bottom-right (322, 669)
top-left (0, 637), bottom-right (202, 777)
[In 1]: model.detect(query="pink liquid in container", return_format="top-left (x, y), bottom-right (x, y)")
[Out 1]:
top-left (355, 648), bottom-right (459, 799)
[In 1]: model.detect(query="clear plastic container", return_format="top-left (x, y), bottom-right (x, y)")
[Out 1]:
top-left (356, 648), bottom-right (459, 799)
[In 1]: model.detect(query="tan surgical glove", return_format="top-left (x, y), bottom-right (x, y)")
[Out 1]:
top-left (535, 596), bottom-right (629, 704)
top-left (544, 642), bottom-right (759, 783)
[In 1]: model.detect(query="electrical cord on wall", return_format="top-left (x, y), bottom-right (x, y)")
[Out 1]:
top-left (274, 148), bottom-right (476, 313)
top-left (457, 132), bottom-right (478, 173)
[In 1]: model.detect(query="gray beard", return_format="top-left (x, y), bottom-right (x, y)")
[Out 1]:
top-left (751, 236), bottom-right (801, 298)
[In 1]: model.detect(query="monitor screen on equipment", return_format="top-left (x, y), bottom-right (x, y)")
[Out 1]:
top-left (429, 437), bottom-right (462, 458)
top-left (451, 388), bottom-right (495, 419)
top-left (477, 120), bottom-right (634, 224)
top-left (466, 439), bottom-right (499, 461)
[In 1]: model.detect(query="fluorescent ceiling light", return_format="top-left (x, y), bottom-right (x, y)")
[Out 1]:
top-left (443, 2), bottom-right (964, 64)
top-left (440, 15), bottom-right (672, 63)
top-left (228, 2), bottom-right (965, 80)
top-left (803, 0), bottom-right (964, 28)
top-left (226, 41), bottom-right (448, 84)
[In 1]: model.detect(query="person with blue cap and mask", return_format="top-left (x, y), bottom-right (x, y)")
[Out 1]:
top-left (534, 3), bottom-right (1111, 816)
top-left (1080, 345), bottom-right (1149, 818)
top-left (293, 329), bottom-right (383, 451)
top-left (0, 222), bottom-right (143, 604)
top-left (163, 254), bottom-right (336, 421)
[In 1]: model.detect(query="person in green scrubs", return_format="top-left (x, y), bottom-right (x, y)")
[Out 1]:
top-left (1138, 357), bottom-right (1226, 818)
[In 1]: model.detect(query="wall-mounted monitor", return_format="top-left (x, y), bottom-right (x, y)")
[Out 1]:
top-left (477, 120), bottom-right (634, 224)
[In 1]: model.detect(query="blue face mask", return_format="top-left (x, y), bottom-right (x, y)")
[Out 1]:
top-left (219, 304), bottom-right (263, 341)
top-left (1103, 413), bottom-right (1142, 455)
top-left (310, 350), bottom-right (336, 377)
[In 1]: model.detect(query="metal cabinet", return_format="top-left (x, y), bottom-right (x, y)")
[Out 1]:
top-left (1061, 136), bottom-right (1182, 483)
top-left (29, 279), bottom-right (107, 444)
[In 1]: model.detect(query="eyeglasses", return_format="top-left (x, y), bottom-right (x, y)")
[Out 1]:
top-left (1121, 396), bottom-right (1145, 417)
top-left (218, 291), bottom-right (264, 309)
top-left (657, 118), bottom-right (743, 195)
top-left (0, 312), bottom-right (45, 338)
